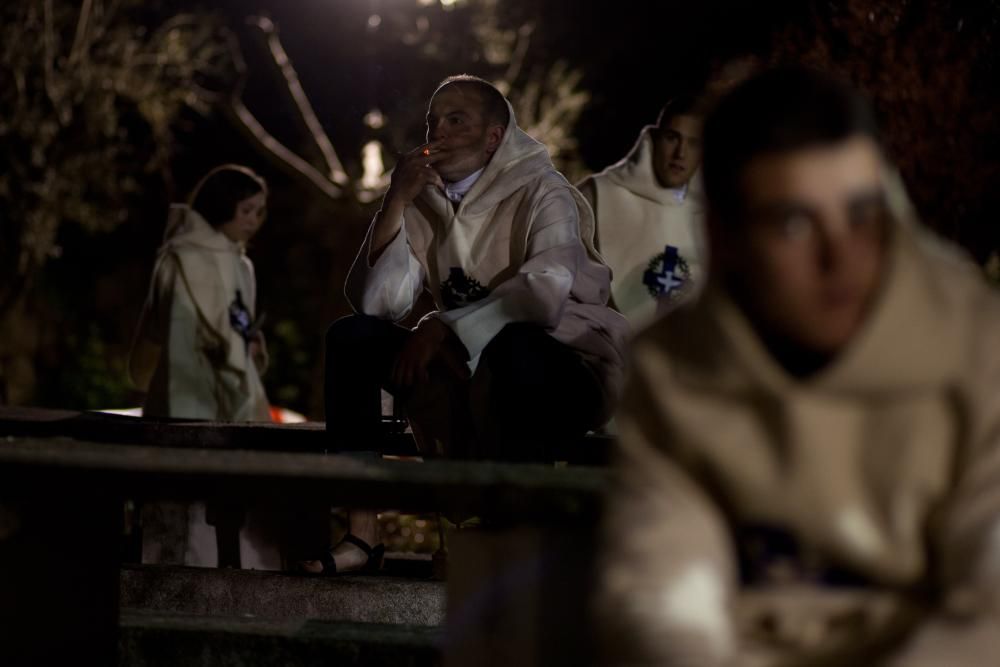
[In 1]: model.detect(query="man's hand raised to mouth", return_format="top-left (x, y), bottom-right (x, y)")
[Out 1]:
top-left (370, 142), bottom-right (449, 261)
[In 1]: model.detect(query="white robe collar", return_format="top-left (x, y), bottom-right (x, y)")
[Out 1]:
top-left (444, 167), bottom-right (485, 203)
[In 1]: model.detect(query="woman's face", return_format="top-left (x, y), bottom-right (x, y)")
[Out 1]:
top-left (219, 191), bottom-right (267, 244)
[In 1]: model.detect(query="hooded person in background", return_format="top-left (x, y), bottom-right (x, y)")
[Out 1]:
top-left (130, 164), bottom-right (270, 422)
top-left (309, 75), bottom-right (628, 574)
top-left (129, 164), bottom-right (275, 571)
top-left (577, 94), bottom-right (707, 328)
top-left (596, 68), bottom-right (1000, 666)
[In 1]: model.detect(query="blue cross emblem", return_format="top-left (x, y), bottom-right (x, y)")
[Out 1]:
top-left (643, 245), bottom-right (689, 299)
top-left (228, 289), bottom-right (252, 342)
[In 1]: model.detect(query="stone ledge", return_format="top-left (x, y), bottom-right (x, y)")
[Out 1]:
top-left (0, 405), bottom-right (613, 464)
top-left (0, 405), bottom-right (417, 455)
top-left (121, 563), bottom-right (446, 626)
top-left (0, 436), bottom-right (607, 519)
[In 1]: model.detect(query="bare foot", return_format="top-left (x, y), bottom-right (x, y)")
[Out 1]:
top-left (300, 509), bottom-right (381, 574)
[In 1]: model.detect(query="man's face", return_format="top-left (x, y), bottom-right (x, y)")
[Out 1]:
top-left (653, 114), bottom-right (702, 189)
top-left (717, 136), bottom-right (890, 355)
top-left (425, 85), bottom-right (504, 182)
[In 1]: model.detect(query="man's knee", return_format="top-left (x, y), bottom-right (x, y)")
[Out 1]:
top-left (482, 322), bottom-right (551, 379)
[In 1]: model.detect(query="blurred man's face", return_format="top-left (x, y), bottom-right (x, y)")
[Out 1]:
top-left (426, 85), bottom-right (504, 182)
top-left (653, 114), bottom-right (702, 189)
top-left (719, 136), bottom-right (890, 356)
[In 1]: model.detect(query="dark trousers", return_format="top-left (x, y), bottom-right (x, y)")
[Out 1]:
top-left (324, 314), bottom-right (603, 462)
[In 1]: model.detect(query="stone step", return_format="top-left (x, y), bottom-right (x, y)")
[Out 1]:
top-left (0, 424), bottom-right (606, 666)
top-left (121, 563), bottom-right (445, 626)
top-left (119, 610), bottom-right (442, 667)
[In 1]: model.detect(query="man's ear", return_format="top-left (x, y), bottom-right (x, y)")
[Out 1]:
top-left (485, 125), bottom-right (505, 155)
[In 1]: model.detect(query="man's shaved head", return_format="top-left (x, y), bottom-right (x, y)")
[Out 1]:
top-left (434, 75), bottom-right (510, 129)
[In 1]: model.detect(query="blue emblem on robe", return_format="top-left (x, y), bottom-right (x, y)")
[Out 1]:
top-left (642, 245), bottom-right (691, 300)
top-left (228, 289), bottom-right (253, 344)
top-left (440, 267), bottom-right (490, 309)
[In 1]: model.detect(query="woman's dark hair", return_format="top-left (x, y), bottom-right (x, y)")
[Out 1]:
top-left (702, 67), bottom-right (881, 223)
top-left (188, 165), bottom-right (267, 227)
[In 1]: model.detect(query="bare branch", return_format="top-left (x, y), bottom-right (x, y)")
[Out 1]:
top-left (499, 23), bottom-right (534, 93)
top-left (13, 68), bottom-right (27, 118)
top-left (69, 0), bottom-right (93, 65)
top-left (87, 0), bottom-right (122, 45)
top-left (227, 98), bottom-right (344, 203)
top-left (42, 0), bottom-right (58, 107)
top-left (249, 16), bottom-right (349, 187)
top-left (520, 77), bottom-right (541, 125)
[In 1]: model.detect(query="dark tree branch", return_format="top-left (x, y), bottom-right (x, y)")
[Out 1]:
top-left (249, 16), bottom-right (350, 188)
top-left (226, 99), bottom-right (345, 204)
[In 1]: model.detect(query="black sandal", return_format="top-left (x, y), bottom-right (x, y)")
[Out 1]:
top-left (312, 533), bottom-right (385, 575)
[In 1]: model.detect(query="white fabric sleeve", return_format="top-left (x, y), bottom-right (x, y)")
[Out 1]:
top-left (128, 254), bottom-right (175, 390)
top-left (163, 257), bottom-right (220, 419)
top-left (345, 213), bottom-right (426, 322)
top-left (886, 310), bottom-right (1000, 667)
top-left (594, 344), bottom-right (739, 666)
top-left (576, 178), bottom-right (599, 247)
top-left (431, 188), bottom-right (581, 359)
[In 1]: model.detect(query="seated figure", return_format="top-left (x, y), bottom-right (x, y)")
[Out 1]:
top-left (312, 75), bottom-right (629, 574)
top-left (577, 94), bottom-right (707, 327)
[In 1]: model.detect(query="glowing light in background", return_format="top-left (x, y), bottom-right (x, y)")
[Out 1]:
top-left (361, 140), bottom-right (386, 192)
top-left (363, 108), bottom-right (385, 129)
top-left (417, 0), bottom-right (462, 7)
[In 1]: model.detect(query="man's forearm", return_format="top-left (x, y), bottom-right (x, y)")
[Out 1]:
top-left (346, 199), bottom-right (425, 322)
top-left (370, 196), bottom-right (406, 263)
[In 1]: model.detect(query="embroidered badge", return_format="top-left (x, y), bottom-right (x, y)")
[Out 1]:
top-left (229, 289), bottom-right (253, 344)
top-left (440, 267), bottom-right (490, 309)
top-left (642, 245), bottom-right (691, 302)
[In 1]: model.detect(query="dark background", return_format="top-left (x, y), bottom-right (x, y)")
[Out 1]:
top-left (2, 0), bottom-right (998, 418)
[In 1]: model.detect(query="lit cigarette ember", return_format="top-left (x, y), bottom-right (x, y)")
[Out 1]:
top-left (422, 148), bottom-right (431, 156)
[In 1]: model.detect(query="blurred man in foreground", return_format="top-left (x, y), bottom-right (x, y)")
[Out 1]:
top-left (597, 67), bottom-right (1000, 666)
